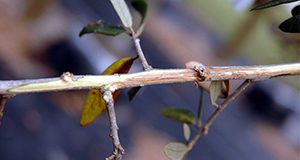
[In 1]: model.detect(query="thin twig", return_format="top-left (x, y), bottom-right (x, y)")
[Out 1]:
top-left (184, 80), bottom-right (253, 156)
top-left (130, 28), bottom-right (152, 70)
top-left (0, 63), bottom-right (298, 94)
top-left (196, 88), bottom-right (204, 126)
top-left (0, 94), bottom-right (10, 125)
top-left (202, 80), bottom-right (253, 134)
top-left (103, 90), bottom-right (124, 160)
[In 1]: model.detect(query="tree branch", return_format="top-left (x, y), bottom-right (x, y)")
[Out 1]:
top-left (103, 90), bottom-right (124, 160)
top-left (0, 63), bottom-right (298, 159)
top-left (0, 63), bottom-right (298, 95)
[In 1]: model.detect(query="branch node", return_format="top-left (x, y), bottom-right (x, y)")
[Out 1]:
top-left (213, 104), bottom-right (220, 109)
top-left (202, 127), bottom-right (209, 135)
top-left (194, 64), bottom-right (208, 80)
top-left (186, 61), bottom-right (208, 86)
top-left (60, 72), bottom-right (77, 83)
top-left (105, 144), bottom-right (125, 160)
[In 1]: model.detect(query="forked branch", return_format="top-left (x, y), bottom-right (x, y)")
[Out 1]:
top-left (0, 63), bottom-right (299, 160)
top-left (185, 80), bottom-right (253, 157)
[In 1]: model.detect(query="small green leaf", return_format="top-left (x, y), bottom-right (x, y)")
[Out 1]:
top-left (251, 0), bottom-right (299, 11)
top-left (127, 86), bottom-right (142, 101)
top-left (162, 108), bottom-right (196, 124)
top-left (183, 123), bottom-right (191, 142)
top-left (132, 0), bottom-right (148, 36)
top-left (79, 21), bottom-right (126, 37)
top-left (279, 15), bottom-right (300, 33)
top-left (110, 0), bottom-right (133, 28)
top-left (209, 81), bottom-right (223, 107)
top-left (164, 142), bottom-right (188, 160)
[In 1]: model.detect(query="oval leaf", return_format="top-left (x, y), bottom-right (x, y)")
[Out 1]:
top-left (79, 21), bottom-right (126, 37)
top-left (164, 142), bottom-right (188, 160)
top-left (251, 0), bottom-right (299, 11)
top-left (80, 89), bottom-right (105, 126)
top-left (102, 56), bottom-right (137, 75)
top-left (110, 0), bottom-right (133, 28)
top-left (162, 108), bottom-right (196, 124)
top-left (80, 57), bottom-right (136, 126)
top-left (132, 0), bottom-right (148, 36)
top-left (279, 15), bottom-right (300, 33)
top-left (183, 123), bottom-right (191, 142)
top-left (209, 81), bottom-right (223, 107)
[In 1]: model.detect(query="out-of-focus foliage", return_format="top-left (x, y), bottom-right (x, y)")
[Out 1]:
top-left (279, 15), bottom-right (300, 33)
top-left (251, 0), bottom-right (300, 33)
top-left (251, 0), bottom-right (299, 10)
top-left (279, 5), bottom-right (300, 33)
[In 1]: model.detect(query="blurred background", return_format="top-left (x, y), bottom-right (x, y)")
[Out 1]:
top-left (0, 0), bottom-right (299, 160)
